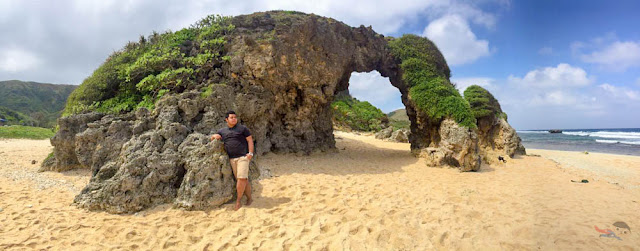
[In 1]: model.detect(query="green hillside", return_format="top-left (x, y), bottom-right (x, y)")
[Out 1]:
top-left (387, 108), bottom-right (410, 130)
top-left (388, 108), bottom-right (409, 122)
top-left (0, 80), bottom-right (77, 127)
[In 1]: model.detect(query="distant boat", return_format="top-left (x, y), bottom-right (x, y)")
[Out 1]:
top-left (548, 129), bottom-right (562, 133)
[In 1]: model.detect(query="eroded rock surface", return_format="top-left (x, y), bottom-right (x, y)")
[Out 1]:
top-left (477, 116), bottom-right (526, 164)
top-left (420, 118), bottom-right (481, 172)
top-left (45, 11), bottom-right (523, 213)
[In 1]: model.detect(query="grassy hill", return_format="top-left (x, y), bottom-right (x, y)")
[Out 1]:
top-left (0, 80), bottom-right (77, 127)
top-left (387, 108), bottom-right (410, 130)
top-left (388, 108), bottom-right (409, 122)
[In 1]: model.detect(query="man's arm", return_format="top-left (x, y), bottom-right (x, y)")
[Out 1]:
top-left (211, 134), bottom-right (222, 141)
top-left (246, 135), bottom-right (254, 160)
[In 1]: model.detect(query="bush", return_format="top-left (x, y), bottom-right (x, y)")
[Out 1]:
top-left (463, 85), bottom-right (504, 120)
top-left (388, 34), bottom-right (476, 128)
top-left (331, 95), bottom-right (388, 132)
top-left (63, 14), bottom-right (234, 116)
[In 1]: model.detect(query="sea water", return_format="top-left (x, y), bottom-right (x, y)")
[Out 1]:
top-left (517, 128), bottom-right (640, 156)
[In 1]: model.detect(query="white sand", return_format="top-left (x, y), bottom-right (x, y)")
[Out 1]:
top-left (1, 133), bottom-right (639, 250)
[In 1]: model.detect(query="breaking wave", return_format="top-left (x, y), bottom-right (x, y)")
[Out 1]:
top-left (516, 130), bottom-right (548, 134)
top-left (595, 139), bottom-right (640, 145)
top-left (563, 131), bottom-right (640, 140)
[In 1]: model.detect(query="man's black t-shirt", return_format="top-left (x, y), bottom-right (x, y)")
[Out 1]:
top-left (217, 124), bottom-right (252, 158)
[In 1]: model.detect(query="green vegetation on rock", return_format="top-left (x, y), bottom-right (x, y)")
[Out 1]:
top-left (63, 15), bottom-right (234, 116)
top-left (331, 95), bottom-right (388, 132)
top-left (388, 34), bottom-right (476, 128)
top-left (463, 85), bottom-right (507, 121)
top-left (0, 125), bottom-right (55, 139)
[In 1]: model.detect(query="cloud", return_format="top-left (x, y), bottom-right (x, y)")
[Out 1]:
top-left (579, 41), bottom-right (640, 72)
top-left (0, 0), bottom-right (502, 85)
top-left (502, 64), bottom-right (599, 113)
top-left (425, 2), bottom-right (500, 29)
top-left (528, 90), bottom-right (580, 106)
top-left (507, 63), bottom-right (594, 88)
top-left (598, 83), bottom-right (640, 101)
top-left (572, 33), bottom-right (640, 72)
top-left (538, 47), bottom-right (552, 55)
top-left (491, 63), bottom-right (640, 129)
top-left (0, 47), bottom-right (41, 72)
top-left (348, 71), bottom-right (401, 113)
top-left (450, 77), bottom-right (494, 92)
top-left (423, 15), bottom-right (491, 66)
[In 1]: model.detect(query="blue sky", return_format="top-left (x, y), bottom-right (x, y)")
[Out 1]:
top-left (1, 0), bottom-right (638, 130)
top-left (350, 0), bottom-right (640, 130)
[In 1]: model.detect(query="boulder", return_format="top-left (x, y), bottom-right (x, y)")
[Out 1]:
top-left (173, 134), bottom-right (235, 210)
top-left (420, 118), bottom-right (480, 172)
top-left (476, 116), bottom-right (526, 164)
top-left (390, 128), bottom-right (409, 143)
top-left (39, 112), bottom-right (103, 172)
top-left (375, 127), bottom-right (393, 139)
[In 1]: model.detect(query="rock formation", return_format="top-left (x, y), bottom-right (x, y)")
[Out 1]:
top-left (375, 127), bottom-right (410, 143)
top-left (42, 11), bottom-right (524, 213)
top-left (464, 85), bottom-right (526, 164)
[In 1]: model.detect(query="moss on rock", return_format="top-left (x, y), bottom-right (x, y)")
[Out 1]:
top-left (388, 34), bottom-right (476, 128)
top-left (463, 85), bottom-right (506, 121)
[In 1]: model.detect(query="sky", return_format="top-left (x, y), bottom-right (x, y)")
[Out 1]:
top-left (1, 0), bottom-right (639, 130)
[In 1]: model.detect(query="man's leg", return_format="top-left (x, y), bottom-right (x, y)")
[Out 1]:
top-left (234, 156), bottom-right (251, 210)
top-left (235, 178), bottom-right (247, 210)
top-left (245, 180), bottom-right (252, 206)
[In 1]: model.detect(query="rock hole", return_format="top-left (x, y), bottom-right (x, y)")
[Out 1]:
top-left (174, 164), bottom-right (186, 188)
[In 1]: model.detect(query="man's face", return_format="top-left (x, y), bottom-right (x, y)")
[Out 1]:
top-left (226, 114), bottom-right (238, 127)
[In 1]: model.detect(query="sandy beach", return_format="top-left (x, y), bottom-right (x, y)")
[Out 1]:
top-left (1, 132), bottom-right (639, 250)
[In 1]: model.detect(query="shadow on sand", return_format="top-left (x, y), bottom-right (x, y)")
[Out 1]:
top-left (257, 135), bottom-right (420, 177)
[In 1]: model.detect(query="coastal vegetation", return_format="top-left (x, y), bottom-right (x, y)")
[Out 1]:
top-left (331, 94), bottom-right (388, 132)
top-left (463, 85), bottom-right (507, 121)
top-left (63, 15), bottom-right (234, 116)
top-left (0, 125), bottom-right (55, 139)
top-left (388, 34), bottom-right (476, 128)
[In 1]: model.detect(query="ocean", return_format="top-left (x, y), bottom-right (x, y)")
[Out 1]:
top-left (517, 128), bottom-right (640, 156)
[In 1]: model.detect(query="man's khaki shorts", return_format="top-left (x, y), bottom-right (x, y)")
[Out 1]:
top-left (230, 156), bottom-right (249, 179)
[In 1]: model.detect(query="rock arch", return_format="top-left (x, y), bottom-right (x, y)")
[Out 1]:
top-left (42, 11), bottom-right (524, 213)
top-left (227, 11), bottom-right (434, 155)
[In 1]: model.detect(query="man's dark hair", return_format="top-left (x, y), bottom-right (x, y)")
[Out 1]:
top-left (225, 110), bottom-right (236, 119)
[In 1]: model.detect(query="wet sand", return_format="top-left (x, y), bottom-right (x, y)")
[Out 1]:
top-left (1, 132), bottom-right (639, 250)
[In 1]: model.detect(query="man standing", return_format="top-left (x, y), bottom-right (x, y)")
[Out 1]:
top-left (211, 111), bottom-right (254, 210)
